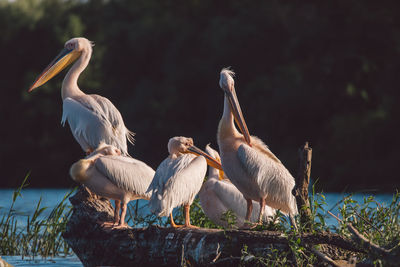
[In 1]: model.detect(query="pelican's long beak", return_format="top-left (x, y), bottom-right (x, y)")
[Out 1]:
top-left (187, 145), bottom-right (223, 170)
top-left (225, 86), bottom-right (251, 145)
top-left (28, 48), bottom-right (81, 92)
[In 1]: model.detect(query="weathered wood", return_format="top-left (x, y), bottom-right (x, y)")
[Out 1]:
top-left (293, 141), bottom-right (313, 231)
top-left (63, 187), bottom-right (363, 266)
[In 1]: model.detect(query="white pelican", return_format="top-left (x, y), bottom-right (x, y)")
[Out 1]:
top-left (146, 136), bottom-right (222, 228)
top-left (199, 145), bottom-right (276, 228)
top-left (70, 142), bottom-right (155, 228)
top-left (29, 37), bottom-right (134, 155)
top-left (217, 68), bottom-right (298, 227)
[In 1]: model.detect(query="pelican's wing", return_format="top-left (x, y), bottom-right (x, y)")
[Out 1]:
top-left (94, 155), bottom-right (155, 197)
top-left (146, 157), bottom-right (172, 195)
top-left (148, 154), bottom-right (206, 216)
top-left (159, 155), bottom-right (206, 216)
top-left (237, 136), bottom-right (296, 214)
top-left (62, 95), bottom-right (130, 155)
top-left (212, 179), bottom-right (249, 218)
top-left (90, 94), bottom-right (135, 146)
top-left (147, 155), bottom-right (196, 193)
top-left (62, 97), bottom-right (113, 152)
top-left (147, 156), bottom-right (187, 214)
top-left (237, 136), bottom-right (283, 185)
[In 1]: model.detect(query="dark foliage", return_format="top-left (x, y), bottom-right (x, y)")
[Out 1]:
top-left (0, 0), bottom-right (399, 191)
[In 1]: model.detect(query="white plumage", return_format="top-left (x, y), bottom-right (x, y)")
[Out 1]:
top-left (199, 145), bottom-right (276, 228)
top-left (236, 138), bottom-right (297, 214)
top-left (217, 68), bottom-right (298, 226)
top-left (147, 136), bottom-right (213, 228)
top-left (70, 143), bottom-right (155, 227)
top-left (29, 37), bottom-right (134, 155)
top-left (62, 94), bottom-right (134, 156)
top-left (148, 154), bottom-right (206, 217)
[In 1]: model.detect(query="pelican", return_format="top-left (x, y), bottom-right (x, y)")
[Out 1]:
top-left (147, 136), bottom-right (222, 228)
top-left (217, 68), bottom-right (298, 227)
top-left (199, 145), bottom-right (276, 228)
top-left (70, 142), bottom-right (155, 228)
top-left (29, 37), bottom-right (134, 155)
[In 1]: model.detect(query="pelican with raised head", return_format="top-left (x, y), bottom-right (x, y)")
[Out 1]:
top-left (199, 145), bottom-right (276, 228)
top-left (217, 68), bottom-right (297, 227)
top-left (70, 143), bottom-right (155, 228)
top-left (147, 136), bottom-right (222, 228)
top-left (29, 37), bottom-right (134, 155)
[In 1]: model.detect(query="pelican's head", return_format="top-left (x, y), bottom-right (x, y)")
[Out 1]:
top-left (70, 159), bottom-right (93, 184)
top-left (168, 136), bottom-right (194, 155)
top-left (219, 68), bottom-right (251, 145)
top-left (28, 37), bottom-right (93, 92)
top-left (219, 68), bottom-right (235, 92)
top-left (168, 136), bottom-right (223, 170)
top-left (64, 37), bottom-right (94, 53)
top-left (205, 144), bottom-right (225, 180)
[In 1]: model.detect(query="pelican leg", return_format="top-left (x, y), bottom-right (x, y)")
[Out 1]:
top-left (101, 200), bottom-right (121, 227)
top-left (118, 201), bottom-right (129, 227)
top-left (107, 203), bottom-right (130, 229)
top-left (240, 198), bottom-right (254, 229)
top-left (245, 198), bottom-right (253, 221)
top-left (170, 213), bottom-right (184, 228)
top-left (184, 204), bottom-right (199, 229)
top-left (114, 200), bottom-right (121, 224)
top-left (258, 197), bottom-right (266, 224)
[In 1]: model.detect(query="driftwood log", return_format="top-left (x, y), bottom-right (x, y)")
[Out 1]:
top-left (63, 187), bottom-right (363, 267)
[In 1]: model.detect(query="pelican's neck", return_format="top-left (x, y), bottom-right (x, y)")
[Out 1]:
top-left (217, 94), bottom-right (241, 142)
top-left (169, 152), bottom-right (182, 159)
top-left (61, 48), bottom-right (91, 100)
top-left (208, 165), bottom-right (219, 180)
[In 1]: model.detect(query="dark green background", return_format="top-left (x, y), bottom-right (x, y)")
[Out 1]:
top-left (0, 0), bottom-right (399, 191)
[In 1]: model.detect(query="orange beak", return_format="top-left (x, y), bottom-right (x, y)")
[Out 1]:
top-left (29, 48), bottom-right (81, 92)
top-left (187, 145), bottom-right (223, 170)
top-left (224, 84), bottom-right (251, 146)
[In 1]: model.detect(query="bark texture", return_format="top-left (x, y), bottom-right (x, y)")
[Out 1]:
top-left (63, 187), bottom-right (363, 267)
top-left (293, 142), bottom-right (313, 231)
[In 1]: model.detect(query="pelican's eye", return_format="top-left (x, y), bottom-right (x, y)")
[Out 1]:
top-left (66, 43), bottom-right (74, 50)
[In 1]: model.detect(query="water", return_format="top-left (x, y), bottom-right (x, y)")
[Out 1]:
top-left (0, 189), bottom-right (73, 226)
top-left (0, 188), bottom-right (82, 267)
top-left (312, 192), bottom-right (394, 226)
top-left (1, 255), bottom-right (82, 267)
top-left (0, 188), bottom-right (394, 266)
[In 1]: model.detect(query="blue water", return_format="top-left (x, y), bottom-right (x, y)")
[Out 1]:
top-left (0, 188), bottom-right (395, 266)
top-left (1, 255), bottom-right (82, 267)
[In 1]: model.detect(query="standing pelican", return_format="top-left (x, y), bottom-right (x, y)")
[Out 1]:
top-left (147, 136), bottom-right (222, 228)
top-left (217, 68), bottom-right (297, 227)
top-left (29, 37), bottom-right (134, 155)
top-left (199, 145), bottom-right (276, 228)
top-left (70, 143), bottom-right (155, 228)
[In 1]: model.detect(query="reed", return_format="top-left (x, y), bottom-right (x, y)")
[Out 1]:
top-left (0, 174), bottom-right (75, 258)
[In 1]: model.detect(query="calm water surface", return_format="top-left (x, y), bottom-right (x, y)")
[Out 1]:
top-left (1, 255), bottom-right (82, 267)
top-left (0, 188), bottom-right (394, 266)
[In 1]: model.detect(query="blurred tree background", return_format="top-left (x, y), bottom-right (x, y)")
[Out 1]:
top-left (0, 0), bottom-right (399, 191)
